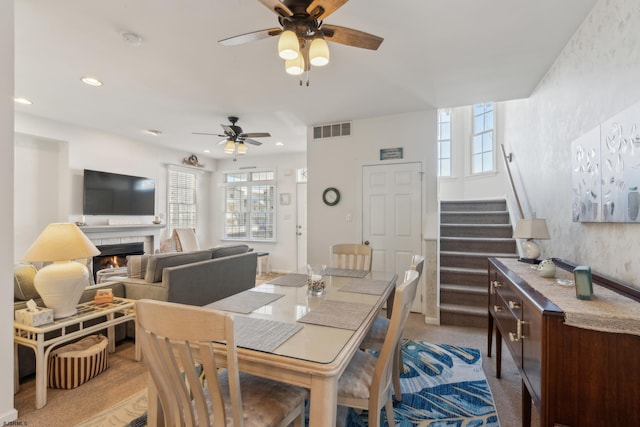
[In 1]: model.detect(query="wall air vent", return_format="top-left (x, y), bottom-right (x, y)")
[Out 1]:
top-left (313, 121), bottom-right (351, 139)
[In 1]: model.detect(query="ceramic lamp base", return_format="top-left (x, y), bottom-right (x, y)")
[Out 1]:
top-left (34, 261), bottom-right (89, 319)
top-left (522, 239), bottom-right (541, 260)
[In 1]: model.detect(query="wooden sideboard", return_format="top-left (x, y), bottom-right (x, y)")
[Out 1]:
top-left (487, 257), bottom-right (640, 427)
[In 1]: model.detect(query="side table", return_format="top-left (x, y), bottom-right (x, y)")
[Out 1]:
top-left (14, 297), bottom-right (139, 409)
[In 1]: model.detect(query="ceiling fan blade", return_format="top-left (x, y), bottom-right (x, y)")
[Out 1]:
top-left (244, 139), bottom-right (263, 146)
top-left (240, 132), bottom-right (271, 138)
top-left (321, 24), bottom-right (383, 50)
top-left (219, 28), bottom-right (282, 46)
top-left (192, 132), bottom-right (220, 136)
top-left (221, 125), bottom-right (237, 137)
top-left (217, 139), bottom-right (228, 145)
top-left (258, 0), bottom-right (293, 18)
top-left (306, 0), bottom-right (349, 20)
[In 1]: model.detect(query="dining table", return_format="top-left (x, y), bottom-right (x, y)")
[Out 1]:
top-left (146, 269), bottom-right (398, 427)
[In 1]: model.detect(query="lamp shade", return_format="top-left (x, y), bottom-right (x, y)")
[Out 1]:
top-left (513, 218), bottom-right (550, 240)
top-left (224, 139), bottom-right (236, 154)
top-left (22, 223), bottom-right (100, 318)
top-left (278, 29), bottom-right (299, 60)
top-left (309, 37), bottom-right (329, 66)
top-left (285, 55), bottom-right (305, 75)
top-left (237, 142), bottom-right (247, 155)
top-left (23, 223), bottom-right (100, 262)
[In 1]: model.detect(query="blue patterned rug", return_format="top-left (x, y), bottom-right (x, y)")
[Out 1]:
top-left (345, 340), bottom-right (500, 427)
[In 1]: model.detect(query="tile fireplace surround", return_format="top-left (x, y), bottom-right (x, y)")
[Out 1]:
top-left (79, 224), bottom-right (165, 255)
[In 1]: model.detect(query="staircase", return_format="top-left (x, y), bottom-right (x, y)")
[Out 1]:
top-left (439, 199), bottom-right (518, 328)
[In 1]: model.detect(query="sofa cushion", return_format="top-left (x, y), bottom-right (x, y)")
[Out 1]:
top-left (14, 264), bottom-right (39, 301)
top-left (144, 250), bottom-right (212, 283)
top-left (127, 254), bottom-right (149, 279)
top-left (210, 244), bottom-right (250, 259)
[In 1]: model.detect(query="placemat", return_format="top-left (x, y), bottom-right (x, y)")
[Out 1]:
top-left (267, 273), bottom-right (308, 287)
top-left (207, 291), bottom-right (284, 314)
top-left (338, 278), bottom-right (391, 295)
top-left (325, 268), bottom-right (369, 278)
top-left (233, 316), bottom-right (303, 352)
top-left (297, 300), bottom-right (371, 330)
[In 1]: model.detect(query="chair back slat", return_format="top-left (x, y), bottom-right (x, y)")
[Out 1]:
top-left (330, 243), bottom-right (373, 271)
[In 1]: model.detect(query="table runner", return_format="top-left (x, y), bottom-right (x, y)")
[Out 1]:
top-left (297, 300), bottom-right (371, 330)
top-left (233, 316), bottom-right (303, 352)
top-left (266, 273), bottom-right (308, 287)
top-left (499, 258), bottom-right (640, 336)
top-left (338, 278), bottom-right (391, 295)
top-left (325, 268), bottom-right (369, 278)
top-left (207, 291), bottom-right (284, 314)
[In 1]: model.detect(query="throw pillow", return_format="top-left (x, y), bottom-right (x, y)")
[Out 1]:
top-left (127, 255), bottom-right (149, 279)
top-left (14, 263), bottom-right (39, 301)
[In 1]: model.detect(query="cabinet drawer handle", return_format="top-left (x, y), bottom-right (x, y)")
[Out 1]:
top-left (508, 301), bottom-right (521, 309)
top-left (508, 319), bottom-right (526, 342)
top-left (493, 305), bottom-right (503, 312)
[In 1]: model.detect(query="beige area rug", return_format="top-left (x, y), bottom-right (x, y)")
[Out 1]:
top-left (75, 389), bottom-right (147, 427)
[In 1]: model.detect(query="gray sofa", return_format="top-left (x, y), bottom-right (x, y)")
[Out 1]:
top-left (120, 244), bottom-right (257, 306)
top-left (13, 243), bottom-right (257, 381)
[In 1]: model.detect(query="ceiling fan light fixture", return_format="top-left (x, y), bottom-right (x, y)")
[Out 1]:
top-left (237, 142), bottom-right (247, 155)
top-left (285, 55), bottom-right (305, 75)
top-left (278, 29), bottom-right (299, 60)
top-left (223, 139), bottom-right (236, 154)
top-left (309, 37), bottom-right (329, 67)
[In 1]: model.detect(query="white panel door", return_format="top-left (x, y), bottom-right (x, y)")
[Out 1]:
top-left (296, 182), bottom-right (308, 270)
top-left (363, 162), bottom-right (423, 312)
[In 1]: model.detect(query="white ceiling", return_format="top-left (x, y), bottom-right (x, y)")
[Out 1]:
top-left (14, 0), bottom-right (598, 159)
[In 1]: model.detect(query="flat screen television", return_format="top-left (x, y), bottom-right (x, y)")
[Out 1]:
top-left (83, 169), bottom-right (155, 215)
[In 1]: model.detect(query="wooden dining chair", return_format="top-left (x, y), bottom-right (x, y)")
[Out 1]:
top-left (337, 269), bottom-right (420, 427)
top-left (330, 243), bottom-right (372, 271)
top-left (360, 254), bottom-right (425, 402)
top-left (173, 228), bottom-right (200, 252)
top-left (135, 299), bottom-right (308, 427)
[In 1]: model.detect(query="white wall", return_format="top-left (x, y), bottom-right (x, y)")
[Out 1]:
top-left (306, 110), bottom-right (441, 321)
top-left (439, 104), bottom-right (507, 201)
top-left (212, 152), bottom-right (307, 273)
top-left (14, 113), bottom-right (215, 258)
top-left (0, 0), bottom-right (17, 422)
top-left (502, 0), bottom-right (640, 287)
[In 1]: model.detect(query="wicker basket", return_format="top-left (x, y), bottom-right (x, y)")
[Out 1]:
top-left (48, 334), bottom-right (109, 389)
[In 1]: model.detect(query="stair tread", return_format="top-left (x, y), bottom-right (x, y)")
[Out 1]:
top-left (441, 210), bottom-right (508, 214)
top-left (440, 251), bottom-right (518, 258)
top-left (441, 223), bottom-right (511, 227)
top-left (440, 266), bottom-right (487, 274)
top-left (441, 283), bottom-right (488, 295)
top-left (440, 236), bottom-right (515, 241)
top-left (440, 303), bottom-right (487, 316)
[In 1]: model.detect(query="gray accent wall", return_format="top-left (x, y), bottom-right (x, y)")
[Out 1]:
top-left (502, 0), bottom-right (640, 289)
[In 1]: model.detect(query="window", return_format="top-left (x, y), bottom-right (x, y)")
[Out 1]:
top-left (224, 170), bottom-right (276, 241)
top-left (437, 109), bottom-right (452, 177)
top-left (472, 103), bottom-right (495, 174)
top-left (167, 168), bottom-right (197, 234)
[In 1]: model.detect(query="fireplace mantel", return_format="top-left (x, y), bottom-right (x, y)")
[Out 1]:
top-left (80, 224), bottom-right (166, 254)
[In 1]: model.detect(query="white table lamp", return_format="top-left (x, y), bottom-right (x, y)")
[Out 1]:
top-left (22, 223), bottom-right (100, 318)
top-left (513, 218), bottom-right (550, 262)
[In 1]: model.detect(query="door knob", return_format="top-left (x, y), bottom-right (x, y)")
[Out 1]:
top-left (364, 240), bottom-right (370, 245)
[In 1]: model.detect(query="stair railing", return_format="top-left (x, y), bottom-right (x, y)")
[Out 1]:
top-left (501, 144), bottom-right (524, 220)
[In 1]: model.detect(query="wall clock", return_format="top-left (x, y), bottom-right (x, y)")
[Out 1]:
top-left (322, 187), bottom-right (341, 206)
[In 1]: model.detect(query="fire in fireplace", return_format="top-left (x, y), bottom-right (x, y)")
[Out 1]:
top-left (92, 242), bottom-right (144, 282)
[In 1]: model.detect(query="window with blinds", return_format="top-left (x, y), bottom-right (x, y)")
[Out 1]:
top-left (224, 170), bottom-right (275, 241)
top-left (167, 168), bottom-right (197, 234)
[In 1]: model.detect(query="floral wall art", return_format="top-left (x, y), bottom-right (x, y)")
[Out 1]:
top-left (572, 100), bottom-right (640, 222)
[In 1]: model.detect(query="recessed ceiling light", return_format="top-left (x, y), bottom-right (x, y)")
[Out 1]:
top-left (81, 77), bottom-right (103, 87)
top-left (121, 31), bottom-right (143, 47)
top-left (14, 97), bottom-right (33, 105)
top-left (203, 149), bottom-right (211, 154)
top-left (145, 129), bottom-right (162, 136)
top-left (275, 141), bottom-right (284, 146)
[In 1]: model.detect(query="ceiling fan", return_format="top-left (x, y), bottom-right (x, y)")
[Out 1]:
top-left (193, 116), bottom-right (270, 161)
top-left (219, 0), bottom-right (383, 83)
